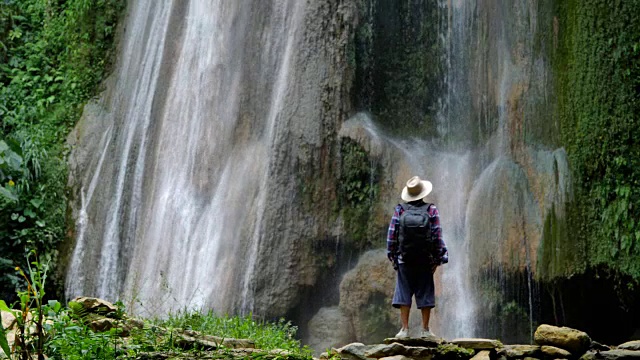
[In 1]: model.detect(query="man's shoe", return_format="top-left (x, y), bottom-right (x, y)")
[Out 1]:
top-left (420, 329), bottom-right (435, 338)
top-left (395, 328), bottom-right (409, 338)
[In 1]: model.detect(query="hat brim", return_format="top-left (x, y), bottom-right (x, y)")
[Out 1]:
top-left (401, 180), bottom-right (433, 202)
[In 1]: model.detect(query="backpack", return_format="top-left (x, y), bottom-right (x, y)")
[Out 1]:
top-left (398, 202), bottom-right (435, 263)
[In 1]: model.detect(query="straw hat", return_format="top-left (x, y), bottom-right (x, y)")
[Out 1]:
top-left (401, 176), bottom-right (433, 202)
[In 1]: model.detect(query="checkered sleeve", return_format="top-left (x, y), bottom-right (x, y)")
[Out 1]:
top-left (429, 205), bottom-right (448, 265)
top-left (386, 204), bottom-right (402, 261)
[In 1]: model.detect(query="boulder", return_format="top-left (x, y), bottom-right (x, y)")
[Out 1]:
top-left (307, 306), bottom-right (353, 354)
top-left (618, 341), bottom-right (640, 351)
top-left (333, 342), bottom-right (378, 360)
top-left (541, 345), bottom-right (571, 358)
top-left (451, 338), bottom-right (502, 350)
top-left (339, 250), bottom-right (397, 343)
top-left (379, 356), bottom-right (414, 360)
top-left (71, 297), bottom-right (117, 316)
top-left (471, 350), bottom-right (491, 360)
top-left (534, 324), bottom-right (591, 354)
top-left (498, 345), bottom-right (541, 358)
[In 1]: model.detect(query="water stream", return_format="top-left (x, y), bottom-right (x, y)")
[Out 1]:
top-left (67, 0), bottom-right (305, 316)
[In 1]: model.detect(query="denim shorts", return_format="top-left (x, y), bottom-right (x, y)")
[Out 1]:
top-left (392, 263), bottom-right (435, 309)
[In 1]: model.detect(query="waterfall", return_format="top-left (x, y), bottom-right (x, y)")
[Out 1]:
top-left (67, 0), bottom-right (571, 344)
top-left (66, 0), bottom-right (306, 316)
top-left (338, 0), bottom-right (569, 341)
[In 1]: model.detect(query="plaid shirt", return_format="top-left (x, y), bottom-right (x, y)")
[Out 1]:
top-left (386, 202), bottom-right (448, 265)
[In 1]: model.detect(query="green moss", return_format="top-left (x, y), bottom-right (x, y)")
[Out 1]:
top-left (436, 343), bottom-right (475, 360)
top-left (337, 138), bottom-right (381, 250)
top-left (555, 0), bottom-right (640, 281)
top-left (537, 204), bottom-right (585, 280)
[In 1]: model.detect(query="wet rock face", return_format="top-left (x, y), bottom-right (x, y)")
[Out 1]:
top-left (65, 0), bottom-right (359, 321)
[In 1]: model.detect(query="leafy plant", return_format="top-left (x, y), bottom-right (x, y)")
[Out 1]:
top-left (0, 0), bottom-right (125, 301)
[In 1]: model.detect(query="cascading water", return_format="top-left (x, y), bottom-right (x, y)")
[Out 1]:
top-left (338, 0), bottom-right (569, 342)
top-left (67, 0), bottom-right (572, 347)
top-left (67, 0), bottom-right (305, 316)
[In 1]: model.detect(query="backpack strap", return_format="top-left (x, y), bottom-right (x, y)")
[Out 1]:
top-left (401, 202), bottom-right (431, 211)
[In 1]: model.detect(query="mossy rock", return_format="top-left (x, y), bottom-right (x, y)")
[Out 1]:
top-left (436, 343), bottom-right (476, 360)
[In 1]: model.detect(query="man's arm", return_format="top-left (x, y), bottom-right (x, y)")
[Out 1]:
top-left (429, 205), bottom-right (448, 265)
top-left (386, 205), bottom-right (402, 264)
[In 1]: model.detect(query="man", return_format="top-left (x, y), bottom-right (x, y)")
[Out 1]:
top-left (387, 175), bottom-right (448, 338)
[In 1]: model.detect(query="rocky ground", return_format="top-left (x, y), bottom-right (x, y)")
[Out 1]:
top-left (3, 297), bottom-right (639, 359)
top-left (324, 325), bottom-right (640, 360)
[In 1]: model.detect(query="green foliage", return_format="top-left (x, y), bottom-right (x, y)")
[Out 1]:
top-left (2, 268), bottom-right (313, 359)
top-left (0, 0), bottom-right (125, 298)
top-left (0, 138), bottom-right (22, 201)
top-left (45, 308), bottom-right (117, 360)
top-left (156, 311), bottom-right (311, 356)
top-left (555, 0), bottom-right (640, 281)
top-left (337, 138), bottom-right (381, 249)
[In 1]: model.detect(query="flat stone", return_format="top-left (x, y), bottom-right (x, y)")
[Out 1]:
top-left (365, 343), bottom-right (409, 358)
top-left (334, 343), bottom-right (378, 360)
top-left (534, 324), bottom-right (591, 355)
top-left (365, 342), bottom-right (436, 359)
top-left (580, 350), bottom-right (640, 360)
top-left (471, 350), bottom-right (491, 360)
top-left (71, 297), bottom-right (117, 315)
top-left (498, 344), bottom-right (541, 357)
top-left (619, 341), bottom-right (640, 351)
top-left (541, 345), bottom-right (572, 358)
top-left (452, 338), bottom-right (502, 350)
top-left (384, 336), bottom-right (443, 347)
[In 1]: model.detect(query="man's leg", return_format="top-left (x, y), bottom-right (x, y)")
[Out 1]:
top-left (421, 307), bottom-right (431, 330)
top-left (400, 305), bottom-right (410, 330)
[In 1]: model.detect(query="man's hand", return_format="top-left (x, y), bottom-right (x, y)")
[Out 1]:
top-left (387, 253), bottom-right (398, 271)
